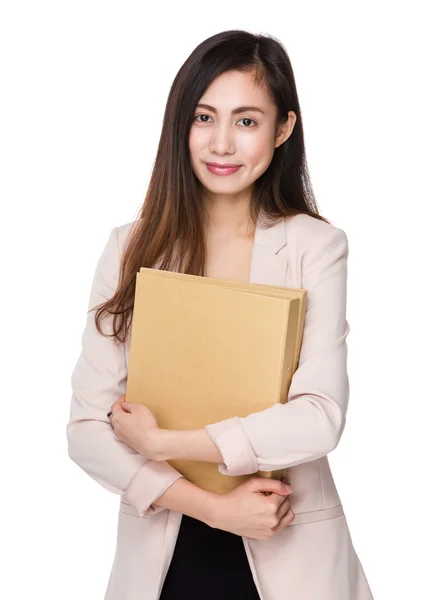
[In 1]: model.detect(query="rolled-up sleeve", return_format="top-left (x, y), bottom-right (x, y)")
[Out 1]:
top-left (205, 226), bottom-right (350, 475)
top-left (66, 226), bottom-right (184, 517)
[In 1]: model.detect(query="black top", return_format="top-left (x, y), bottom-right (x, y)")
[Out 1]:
top-left (159, 514), bottom-right (261, 600)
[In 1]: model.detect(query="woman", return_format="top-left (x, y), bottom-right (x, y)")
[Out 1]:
top-left (67, 30), bottom-right (374, 600)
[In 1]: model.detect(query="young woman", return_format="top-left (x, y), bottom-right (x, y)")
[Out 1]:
top-left (67, 30), bottom-right (374, 600)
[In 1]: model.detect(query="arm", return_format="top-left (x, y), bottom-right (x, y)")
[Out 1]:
top-left (66, 226), bottom-right (184, 517)
top-left (186, 225), bottom-right (351, 476)
top-left (157, 428), bottom-right (224, 463)
top-left (151, 475), bottom-right (219, 526)
top-left (156, 423), bottom-right (258, 477)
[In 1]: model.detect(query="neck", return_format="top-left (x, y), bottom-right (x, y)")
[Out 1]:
top-left (202, 186), bottom-right (255, 240)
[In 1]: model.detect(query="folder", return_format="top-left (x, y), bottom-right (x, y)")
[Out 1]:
top-left (125, 267), bottom-right (307, 495)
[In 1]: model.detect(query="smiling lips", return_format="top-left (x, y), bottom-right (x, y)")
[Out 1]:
top-left (205, 162), bottom-right (242, 176)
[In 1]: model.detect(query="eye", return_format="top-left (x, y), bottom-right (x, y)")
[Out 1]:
top-left (236, 117), bottom-right (257, 128)
top-left (193, 114), bottom-right (214, 123)
top-left (193, 114), bottom-right (258, 127)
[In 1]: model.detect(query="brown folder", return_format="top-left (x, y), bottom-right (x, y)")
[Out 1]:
top-left (125, 267), bottom-right (307, 495)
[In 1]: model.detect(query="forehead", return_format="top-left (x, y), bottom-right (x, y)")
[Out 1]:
top-left (198, 70), bottom-right (274, 112)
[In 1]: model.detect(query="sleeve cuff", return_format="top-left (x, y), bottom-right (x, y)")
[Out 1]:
top-left (205, 416), bottom-right (259, 476)
top-left (122, 460), bottom-right (184, 517)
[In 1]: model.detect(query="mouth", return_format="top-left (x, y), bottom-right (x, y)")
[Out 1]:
top-left (205, 162), bottom-right (242, 176)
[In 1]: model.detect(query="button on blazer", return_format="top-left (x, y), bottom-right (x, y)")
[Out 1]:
top-left (67, 212), bottom-right (374, 600)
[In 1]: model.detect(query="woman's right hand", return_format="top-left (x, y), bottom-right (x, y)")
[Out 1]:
top-left (208, 477), bottom-right (295, 540)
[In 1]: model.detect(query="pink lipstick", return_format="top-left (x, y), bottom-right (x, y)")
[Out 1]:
top-left (205, 162), bottom-right (242, 176)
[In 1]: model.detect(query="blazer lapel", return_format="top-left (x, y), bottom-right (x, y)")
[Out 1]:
top-left (249, 213), bottom-right (288, 287)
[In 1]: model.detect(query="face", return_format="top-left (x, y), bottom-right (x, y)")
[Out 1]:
top-left (189, 69), bottom-right (296, 199)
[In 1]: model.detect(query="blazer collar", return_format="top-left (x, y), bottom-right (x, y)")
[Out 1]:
top-left (249, 211), bottom-right (288, 287)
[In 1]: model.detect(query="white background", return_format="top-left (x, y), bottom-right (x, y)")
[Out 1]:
top-left (1, 1), bottom-right (445, 598)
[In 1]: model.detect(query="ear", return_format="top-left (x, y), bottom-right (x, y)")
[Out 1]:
top-left (275, 110), bottom-right (297, 148)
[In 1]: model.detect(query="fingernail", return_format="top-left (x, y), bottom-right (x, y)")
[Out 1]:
top-left (286, 485), bottom-right (292, 492)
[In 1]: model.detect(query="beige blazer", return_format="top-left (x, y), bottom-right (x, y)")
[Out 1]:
top-left (66, 212), bottom-right (374, 600)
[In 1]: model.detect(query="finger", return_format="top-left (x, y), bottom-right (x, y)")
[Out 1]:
top-left (109, 400), bottom-right (119, 414)
top-left (266, 492), bottom-right (291, 509)
top-left (251, 477), bottom-right (291, 496)
top-left (274, 498), bottom-right (290, 522)
top-left (108, 403), bottom-right (119, 417)
top-left (111, 400), bottom-right (127, 415)
top-left (272, 507), bottom-right (295, 532)
top-left (110, 395), bottom-right (126, 411)
top-left (107, 405), bottom-right (119, 421)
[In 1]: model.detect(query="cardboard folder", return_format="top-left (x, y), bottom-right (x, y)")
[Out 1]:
top-left (125, 267), bottom-right (307, 495)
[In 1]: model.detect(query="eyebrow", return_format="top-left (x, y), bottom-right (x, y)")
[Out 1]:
top-left (195, 103), bottom-right (266, 115)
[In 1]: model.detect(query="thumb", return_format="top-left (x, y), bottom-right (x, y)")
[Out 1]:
top-left (250, 478), bottom-right (292, 496)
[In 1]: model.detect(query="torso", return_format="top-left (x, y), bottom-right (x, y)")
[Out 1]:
top-left (204, 235), bottom-right (255, 283)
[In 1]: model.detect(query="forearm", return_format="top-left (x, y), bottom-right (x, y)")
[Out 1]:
top-left (158, 428), bottom-right (224, 463)
top-left (151, 475), bottom-right (220, 526)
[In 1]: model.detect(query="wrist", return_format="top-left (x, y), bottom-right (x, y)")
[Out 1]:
top-left (201, 492), bottom-right (224, 528)
top-left (146, 429), bottom-right (170, 461)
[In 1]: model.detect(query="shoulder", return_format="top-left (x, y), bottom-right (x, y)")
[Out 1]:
top-left (115, 220), bottom-right (138, 254)
top-left (285, 213), bottom-right (349, 274)
top-left (287, 213), bottom-right (348, 248)
top-left (287, 213), bottom-right (346, 239)
top-left (93, 220), bottom-right (137, 284)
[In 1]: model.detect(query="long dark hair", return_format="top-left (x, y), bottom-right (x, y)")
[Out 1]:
top-left (94, 29), bottom-right (330, 345)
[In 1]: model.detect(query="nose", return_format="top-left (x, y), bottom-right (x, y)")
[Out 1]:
top-left (209, 123), bottom-right (236, 155)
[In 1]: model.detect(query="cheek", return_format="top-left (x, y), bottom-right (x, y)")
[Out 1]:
top-left (188, 127), bottom-right (197, 147)
top-left (189, 127), bottom-right (206, 150)
top-left (243, 133), bottom-right (275, 167)
top-left (189, 131), bottom-right (206, 169)
top-left (188, 134), bottom-right (196, 157)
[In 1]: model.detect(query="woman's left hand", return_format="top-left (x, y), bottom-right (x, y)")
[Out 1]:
top-left (108, 394), bottom-right (164, 460)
